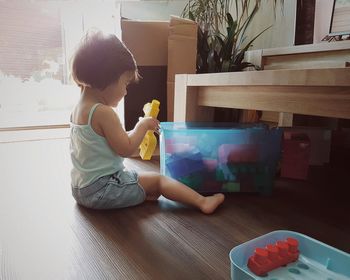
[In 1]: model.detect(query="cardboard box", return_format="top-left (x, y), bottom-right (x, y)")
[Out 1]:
top-left (167, 16), bottom-right (197, 121)
top-left (121, 19), bottom-right (168, 130)
top-left (121, 19), bottom-right (169, 66)
top-left (121, 17), bottom-right (197, 130)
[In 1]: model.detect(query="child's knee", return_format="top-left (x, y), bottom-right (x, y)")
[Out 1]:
top-left (158, 174), bottom-right (168, 185)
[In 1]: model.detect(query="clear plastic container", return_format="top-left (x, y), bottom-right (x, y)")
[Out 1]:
top-left (230, 230), bottom-right (350, 280)
top-left (160, 122), bottom-right (282, 194)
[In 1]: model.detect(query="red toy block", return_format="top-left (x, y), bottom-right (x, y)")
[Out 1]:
top-left (281, 132), bottom-right (310, 180)
top-left (218, 144), bottom-right (258, 164)
top-left (247, 237), bottom-right (299, 276)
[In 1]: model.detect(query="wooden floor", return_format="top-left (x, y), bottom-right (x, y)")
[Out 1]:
top-left (0, 135), bottom-right (349, 280)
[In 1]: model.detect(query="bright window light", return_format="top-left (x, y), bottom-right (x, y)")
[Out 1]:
top-left (0, 1), bottom-right (123, 130)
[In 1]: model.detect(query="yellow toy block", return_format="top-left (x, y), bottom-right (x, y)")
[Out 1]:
top-left (139, 99), bottom-right (160, 160)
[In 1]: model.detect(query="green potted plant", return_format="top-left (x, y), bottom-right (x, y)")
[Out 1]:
top-left (182, 0), bottom-right (284, 121)
top-left (182, 0), bottom-right (284, 73)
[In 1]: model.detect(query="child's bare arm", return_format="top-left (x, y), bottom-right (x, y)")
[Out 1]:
top-left (95, 105), bottom-right (158, 157)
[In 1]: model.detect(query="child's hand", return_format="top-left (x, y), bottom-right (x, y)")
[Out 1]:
top-left (137, 117), bottom-right (160, 132)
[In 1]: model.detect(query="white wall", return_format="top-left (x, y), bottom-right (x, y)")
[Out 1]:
top-left (119, 0), bottom-right (187, 20)
top-left (238, 0), bottom-right (297, 50)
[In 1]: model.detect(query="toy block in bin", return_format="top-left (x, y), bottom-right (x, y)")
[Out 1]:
top-left (202, 158), bottom-right (218, 171)
top-left (281, 132), bottom-right (310, 180)
top-left (164, 139), bottom-right (194, 154)
top-left (165, 149), bottom-right (204, 178)
top-left (218, 144), bottom-right (258, 164)
top-left (216, 164), bottom-right (236, 181)
top-left (230, 230), bottom-right (350, 280)
top-left (248, 237), bottom-right (299, 276)
top-left (222, 182), bottom-right (240, 192)
top-left (178, 172), bottom-right (203, 190)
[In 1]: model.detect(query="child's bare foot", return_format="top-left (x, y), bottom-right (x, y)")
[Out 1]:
top-left (200, 193), bottom-right (225, 214)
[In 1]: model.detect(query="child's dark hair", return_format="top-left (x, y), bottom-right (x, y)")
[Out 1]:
top-left (71, 30), bottom-right (138, 90)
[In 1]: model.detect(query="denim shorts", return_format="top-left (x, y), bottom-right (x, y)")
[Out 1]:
top-left (71, 170), bottom-right (146, 209)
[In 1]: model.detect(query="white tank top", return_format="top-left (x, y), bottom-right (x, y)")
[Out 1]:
top-left (70, 103), bottom-right (124, 188)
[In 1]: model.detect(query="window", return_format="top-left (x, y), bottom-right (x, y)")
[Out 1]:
top-left (0, 1), bottom-right (122, 130)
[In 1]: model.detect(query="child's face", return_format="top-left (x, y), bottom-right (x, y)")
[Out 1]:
top-left (106, 71), bottom-right (135, 107)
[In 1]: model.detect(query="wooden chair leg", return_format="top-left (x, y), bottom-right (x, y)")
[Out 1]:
top-left (279, 112), bottom-right (293, 127)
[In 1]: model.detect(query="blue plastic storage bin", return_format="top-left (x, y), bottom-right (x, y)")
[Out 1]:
top-left (230, 230), bottom-right (350, 280)
top-left (160, 122), bottom-right (282, 194)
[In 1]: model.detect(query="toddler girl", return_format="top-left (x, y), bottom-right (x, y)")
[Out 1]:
top-left (70, 30), bottom-right (224, 214)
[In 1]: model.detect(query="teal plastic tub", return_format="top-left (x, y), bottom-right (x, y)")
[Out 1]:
top-left (160, 122), bottom-right (282, 194)
top-left (229, 230), bottom-right (350, 280)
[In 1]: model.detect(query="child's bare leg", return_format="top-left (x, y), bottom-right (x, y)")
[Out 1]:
top-left (138, 172), bottom-right (225, 214)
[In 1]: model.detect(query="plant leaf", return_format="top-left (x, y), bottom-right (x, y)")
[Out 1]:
top-left (234, 25), bottom-right (272, 65)
top-left (189, 11), bottom-right (195, 21)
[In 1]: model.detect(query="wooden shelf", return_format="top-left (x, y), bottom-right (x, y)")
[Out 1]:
top-left (174, 68), bottom-right (350, 125)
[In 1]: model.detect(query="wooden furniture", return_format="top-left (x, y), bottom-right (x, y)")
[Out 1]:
top-left (173, 42), bottom-right (350, 126)
top-left (245, 40), bottom-right (350, 70)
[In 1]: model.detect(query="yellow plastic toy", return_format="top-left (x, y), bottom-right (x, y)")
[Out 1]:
top-left (139, 99), bottom-right (160, 160)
